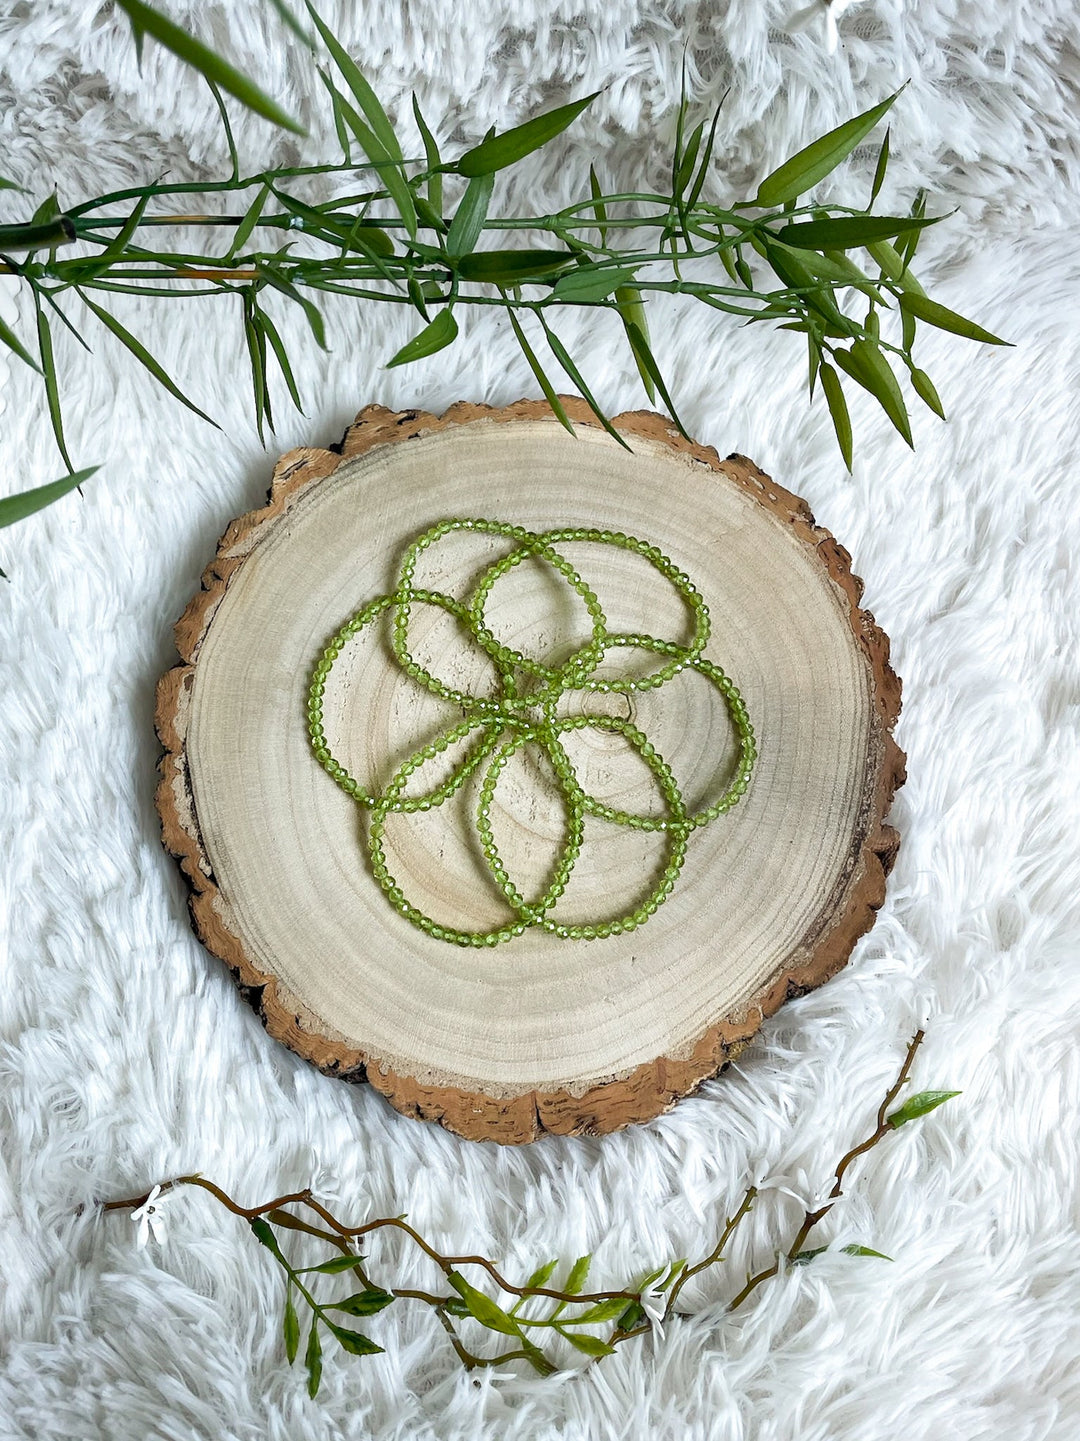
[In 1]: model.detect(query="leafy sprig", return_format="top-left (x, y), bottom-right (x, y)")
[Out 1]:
top-left (0, 4), bottom-right (1007, 566)
top-left (100, 1029), bottom-right (959, 1395)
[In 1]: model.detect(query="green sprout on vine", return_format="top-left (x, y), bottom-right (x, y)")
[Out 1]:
top-left (0, 2), bottom-right (1009, 569)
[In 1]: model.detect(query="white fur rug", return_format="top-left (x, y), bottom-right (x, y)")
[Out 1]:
top-left (2, 2), bottom-right (1079, 1438)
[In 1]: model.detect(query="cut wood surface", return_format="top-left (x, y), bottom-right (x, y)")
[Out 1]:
top-left (155, 399), bottom-right (905, 1143)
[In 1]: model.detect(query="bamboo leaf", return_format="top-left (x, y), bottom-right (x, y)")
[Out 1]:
top-left (536, 314), bottom-right (632, 450)
top-left (411, 95), bottom-right (443, 222)
top-left (305, 3), bottom-right (403, 162)
top-left (505, 305), bottom-right (576, 437)
top-left (776, 213), bottom-right (940, 252)
top-left (385, 308), bottom-right (458, 367)
top-left (206, 78), bottom-right (239, 181)
top-left (447, 1272), bottom-right (521, 1336)
top-left (458, 91), bottom-right (600, 177)
top-left (457, 249), bottom-right (575, 285)
top-left (255, 304), bottom-right (305, 413)
top-left (834, 339), bottom-right (913, 447)
top-left (305, 1317), bottom-right (322, 1397)
top-left (674, 118), bottom-right (705, 200)
top-left (0, 466), bottom-right (98, 530)
top-left (242, 295), bottom-right (270, 443)
top-left (615, 284), bottom-right (655, 402)
top-left (819, 361), bottom-right (853, 471)
top-left (755, 88), bottom-right (902, 207)
top-left (887, 1089), bottom-right (961, 1127)
top-left (323, 81), bottom-right (417, 239)
top-left (0, 313), bottom-right (41, 372)
top-left (77, 288), bottom-right (219, 427)
top-left (114, 0), bottom-right (305, 134)
top-left (551, 264), bottom-right (640, 303)
top-left (686, 97), bottom-right (726, 212)
top-left (283, 1285), bottom-right (300, 1364)
top-left (326, 1289), bottom-right (395, 1317)
top-left (622, 318), bottom-right (690, 438)
top-left (258, 266), bottom-right (327, 349)
top-left (588, 165), bottom-right (608, 247)
top-left (869, 127), bottom-right (890, 207)
top-left (445, 170), bottom-right (493, 260)
top-left (910, 367), bottom-right (946, 419)
top-left (897, 292), bottom-right (1010, 346)
top-left (266, 0), bottom-right (316, 49)
top-left (31, 194), bottom-right (60, 226)
top-left (33, 301), bottom-right (74, 473)
top-left (227, 183), bottom-right (270, 261)
top-left (0, 175), bottom-right (25, 193)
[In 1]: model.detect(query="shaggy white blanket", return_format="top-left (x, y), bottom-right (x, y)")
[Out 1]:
top-left (2, 2), bottom-right (1079, 1438)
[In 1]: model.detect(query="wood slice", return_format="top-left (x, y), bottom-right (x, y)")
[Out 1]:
top-left (156, 399), bottom-right (904, 1144)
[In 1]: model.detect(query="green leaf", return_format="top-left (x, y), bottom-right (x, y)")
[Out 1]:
top-left (819, 362), bottom-right (853, 472)
top-left (457, 249), bottom-right (575, 285)
top-left (227, 183), bottom-right (270, 261)
top-left (305, 3), bottom-right (403, 162)
top-left (318, 79), bottom-right (417, 239)
top-left (793, 1243), bottom-right (893, 1265)
top-left (258, 266), bottom-right (327, 349)
top-left (0, 313), bottom-right (41, 372)
top-left (564, 1331), bottom-right (616, 1357)
top-left (207, 78), bottom-right (239, 181)
top-left (887, 1089), bottom-right (962, 1127)
top-left (622, 319), bottom-right (689, 438)
top-left (283, 1285), bottom-right (300, 1364)
top-left (445, 171), bottom-right (494, 260)
top-left (77, 289), bottom-right (219, 427)
top-left (0, 175), bottom-right (25, 193)
top-left (564, 1255), bottom-right (592, 1295)
top-left (326, 1321), bottom-right (384, 1356)
top-left (616, 1301), bottom-right (645, 1330)
top-left (520, 1338), bottom-right (558, 1377)
top-left (505, 305), bottom-right (576, 438)
top-left (327, 1289), bottom-right (395, 1317)
top-left (255, 307), bottom-right (304, 414)
top-left (33, 302), bottom-right (74, 473)
top-left (536, 314), bottom-right (632, 450)
top-left (869, 127), bottom-right (890, 207)
top-left (833, 339), bottom-right (912, 447)
top-left (270, 186), bottom-right (395, 267)
top-left (775, 213), bottom-right (939, 252)
top-left (250, 1216), bottom-right (286, 1262)
top-left (411, 94), bottom-right (443, 222)
top-left (302, 1253), bottom-right (366, 1275)
top-left (588, 165), bottom-right (608, 247)
top-left (910, 367), bottom-right (946, 419)
top-left (615, 285), bottom-right (655, 402)
top-left (114, 0), bottom-right (304, 134)
top-left (31, 193), bottom-right (61, 226)
top-left (755, 88), bottom-right (902, 207)
top-left (686, 99), bottom-right (725, 212)
top-left (897, 292), bottom-right (1010, 346)
top-left (385, 308), bottom-right (458, 367)
top-left (551, 264), bottom-right (640, 303)
top-left (305, 1316), bottom-right (322, 1397)
top-left (0, 218), bottom-right (76, 254)
top-left (0, 466), bottom-right (98, 530)
top-left (457, 91), bottom-right (600, 176)
top-left (447, 1272), bottom-right (521, 1336)
top-left (674, 118), bottom-right (705, 200)
top-left (242, 293), bottom-right (271, 443)
top-left (266, 0), bottom-right (316, 49)
top-left (568, 1296), bottom-right (629, 1325)
top-left (522, 1259), bottom-right (559, 1291)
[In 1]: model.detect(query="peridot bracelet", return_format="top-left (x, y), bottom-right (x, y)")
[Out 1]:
top-left (307, 519), bottom-right (756, 947)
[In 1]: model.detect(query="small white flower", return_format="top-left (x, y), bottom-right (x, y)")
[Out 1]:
top-left (639, 1287), bottom-right (668, 1342)
top-left (131, 1185), bottom-right (168, 1248)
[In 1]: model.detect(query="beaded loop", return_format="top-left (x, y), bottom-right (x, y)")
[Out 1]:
top-left (307, 519), bottom-right (757, 946)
